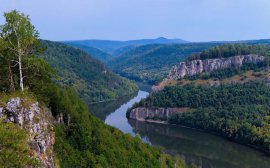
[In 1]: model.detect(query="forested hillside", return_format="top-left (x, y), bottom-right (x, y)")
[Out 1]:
top-left (0, 10), bottom-right (187, 168)
top-left (130, 44), bottom-right (270, 152)
top-left (65, 37), bottom-right (188, 54)
top-left (188, 44), bottom-right (270, 60)
top-left (133, 83), bottom-right (270, 152)
top-left (108, 43), bottom-right (219, 84)
top-left (65, 42), bottom-right (113, 62)
top-left (66, 38), bottom-right (270, 85)
top-left (40, 40), bottom-right (138, 103)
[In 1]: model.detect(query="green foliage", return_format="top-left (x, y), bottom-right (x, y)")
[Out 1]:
top-left (65, 43), bottom-right (113, 63)
top-left (0, 10), bottom-right (52, 95)
top-left (188, 44), bottom-right (270, 60)
top-left (40, 40), bottom-right (138, 103)
top-left (134, 83), bottom-right (270, 151)
top-left (45, 86), bottom-right (181, 167)
top-left (0, 10), bottom-right (41, 92)
top-left (108, 43), bottom-right (219, 84)
top-left (0, 120), bottom-right (39, 167)
top-left (1, 10), bottom-right (39, 49)
top-left (65, 37), bottom-right (187, 54)
top-left (0, 41), bottom-right (183, 168)
top-left (0, 10), bottom-right (185, 168)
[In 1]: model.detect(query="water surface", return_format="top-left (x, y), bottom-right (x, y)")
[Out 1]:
top-left (105, 90), bottom-right (149, 135)
top-left (91, 90), bottom-right (270, 168)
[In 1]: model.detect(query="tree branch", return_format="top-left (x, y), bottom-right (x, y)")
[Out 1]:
top-left (7, 46), bottom-right (18, 53)
top-left (11, 62), bottom-right (19, 67)
top-left (11, 59), bottom-right (19, 63)
top-left (7, 37), bottom-right (16, 48)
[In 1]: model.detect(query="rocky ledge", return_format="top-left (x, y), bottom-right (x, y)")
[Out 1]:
top-left (129, 107), bottom-right (190, 122)
top-left (152, 54), bottom-right (265, 92)
top-left (166, 54), bottom-right (265, 81)
top-left (0, 97), bottom-right (55, 168)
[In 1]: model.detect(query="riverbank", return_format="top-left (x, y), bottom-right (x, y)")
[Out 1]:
top-left (94, 90), bottom-right (270, 168)
top-left (133, 117), bottom-right (270, 155)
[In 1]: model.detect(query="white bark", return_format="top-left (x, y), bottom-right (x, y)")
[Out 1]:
top-left (14, 23), bottom-right (24, 92)
top-left (18, 51), bottom-right (24, 91)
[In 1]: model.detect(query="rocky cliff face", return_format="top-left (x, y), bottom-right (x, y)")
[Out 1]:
top-left (0, 97), bottom-right (55, 168)
top-left (152, 54), bottom-right (265, 91)
top-left (166, 54), bottom-right (265, 81)
top-left (129, 107), bottom-right (190, 121)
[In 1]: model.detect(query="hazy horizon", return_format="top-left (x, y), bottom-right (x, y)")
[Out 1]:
top-left (63, 36), bottom-right (270, 43)
top-left (1, 0), bottom-right (270, 42)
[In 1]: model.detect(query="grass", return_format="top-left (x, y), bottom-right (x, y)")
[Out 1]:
top-left (0, 90), bottom-right (37, 105)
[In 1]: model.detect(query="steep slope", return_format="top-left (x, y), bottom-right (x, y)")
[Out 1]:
top-left (64, 37), bottom-right (188, 54)
top-left (40, 40), bottom-right (138, 103)
top-left (108, 43), bottom-right (220, 84)
top-left (129, 44), bottom-right (270, 152)
top-left (0, 96), bottom-right (55, 167)
top-left (0, 45), bottom-right (187, 168)
top-left (0, 10), bottom-right (188, 168)
top-left (0, 86), bottom-right (187, 168)
top-left (64, 43), bottom-right (113, 62)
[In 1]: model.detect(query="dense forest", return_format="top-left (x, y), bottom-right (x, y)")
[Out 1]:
top-left (0, 10), bottom-right (188, 167)
top-left (133, 83), bottom-right (270, 151)
top-left (188, 44), bottom-right (270, 60)
top-left (65, 42), bottom-right (113, 62)
top-left (129, 43), bottom-right (270, 152)
top-left (108, 43), bottom-right (219, 84)
top-left (40, 40), bottom-right (138, 103)
top-left (67, 38), bottom-right (270, 85)
top-left (65, 37), bottom-right (187, 55)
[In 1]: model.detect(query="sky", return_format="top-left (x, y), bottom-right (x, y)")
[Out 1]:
top-left (1, 0), bottom-right (270, 42)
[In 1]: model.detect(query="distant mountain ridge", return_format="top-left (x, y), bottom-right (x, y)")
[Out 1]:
top-left (63, 38), bottom-right (270, 85)
top-left (64, 43), bottom-right (113, 62)
top-left (64, 37), bottom-right (188, 54)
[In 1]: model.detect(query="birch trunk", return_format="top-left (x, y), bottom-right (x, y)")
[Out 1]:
top-left (18, 52), bottom-right (24, 92)
top-left (16, 32), bottom-right (24, 92)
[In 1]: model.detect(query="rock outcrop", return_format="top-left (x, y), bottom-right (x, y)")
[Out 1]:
top-left (166, 54), bottom-right (265, 81)
top-left (129, 107), bottom-right (190, 121)
top-left (152, 54), bottom-right (265, 92)
top-left (0, 97), bottom-right (55, 168)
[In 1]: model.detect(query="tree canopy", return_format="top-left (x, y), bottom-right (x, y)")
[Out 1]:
top-left (0, 10), bottom-right (187, 168)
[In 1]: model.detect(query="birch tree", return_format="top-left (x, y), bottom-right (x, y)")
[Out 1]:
top-left (0, 10), bottom-right (39, 92)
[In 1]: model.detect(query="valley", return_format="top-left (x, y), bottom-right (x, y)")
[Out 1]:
top-left (91, 90), bottom-right (270, 168)
top-left (1, 2), bottom-right (270, 167)
top-left (71, 40), bottom-right (270, 167)
top-left (39, 40), bottom-right (138, 103)
top-left (128, 44), bottom-right (270, 155)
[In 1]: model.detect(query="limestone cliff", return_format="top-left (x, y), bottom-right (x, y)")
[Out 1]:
top-left (0, 97), bottom-right (55, 168)
top-left (152, 54), bottom-right (265, 91)
top-left (166, 54), bottom-right (264, 81)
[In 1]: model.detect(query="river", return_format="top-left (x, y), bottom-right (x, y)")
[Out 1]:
top-left (90, 90), bottom-right (270, 168)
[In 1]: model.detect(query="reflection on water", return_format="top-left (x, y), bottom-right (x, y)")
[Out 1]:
top-left (95, 90), bottom-right (270, 168)
top-left (89, 93), bottom-right (136, 120)
top-left (129, 119), bottom-right (270, 168)
top-left (105, 90), bottom-right (149, 135)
